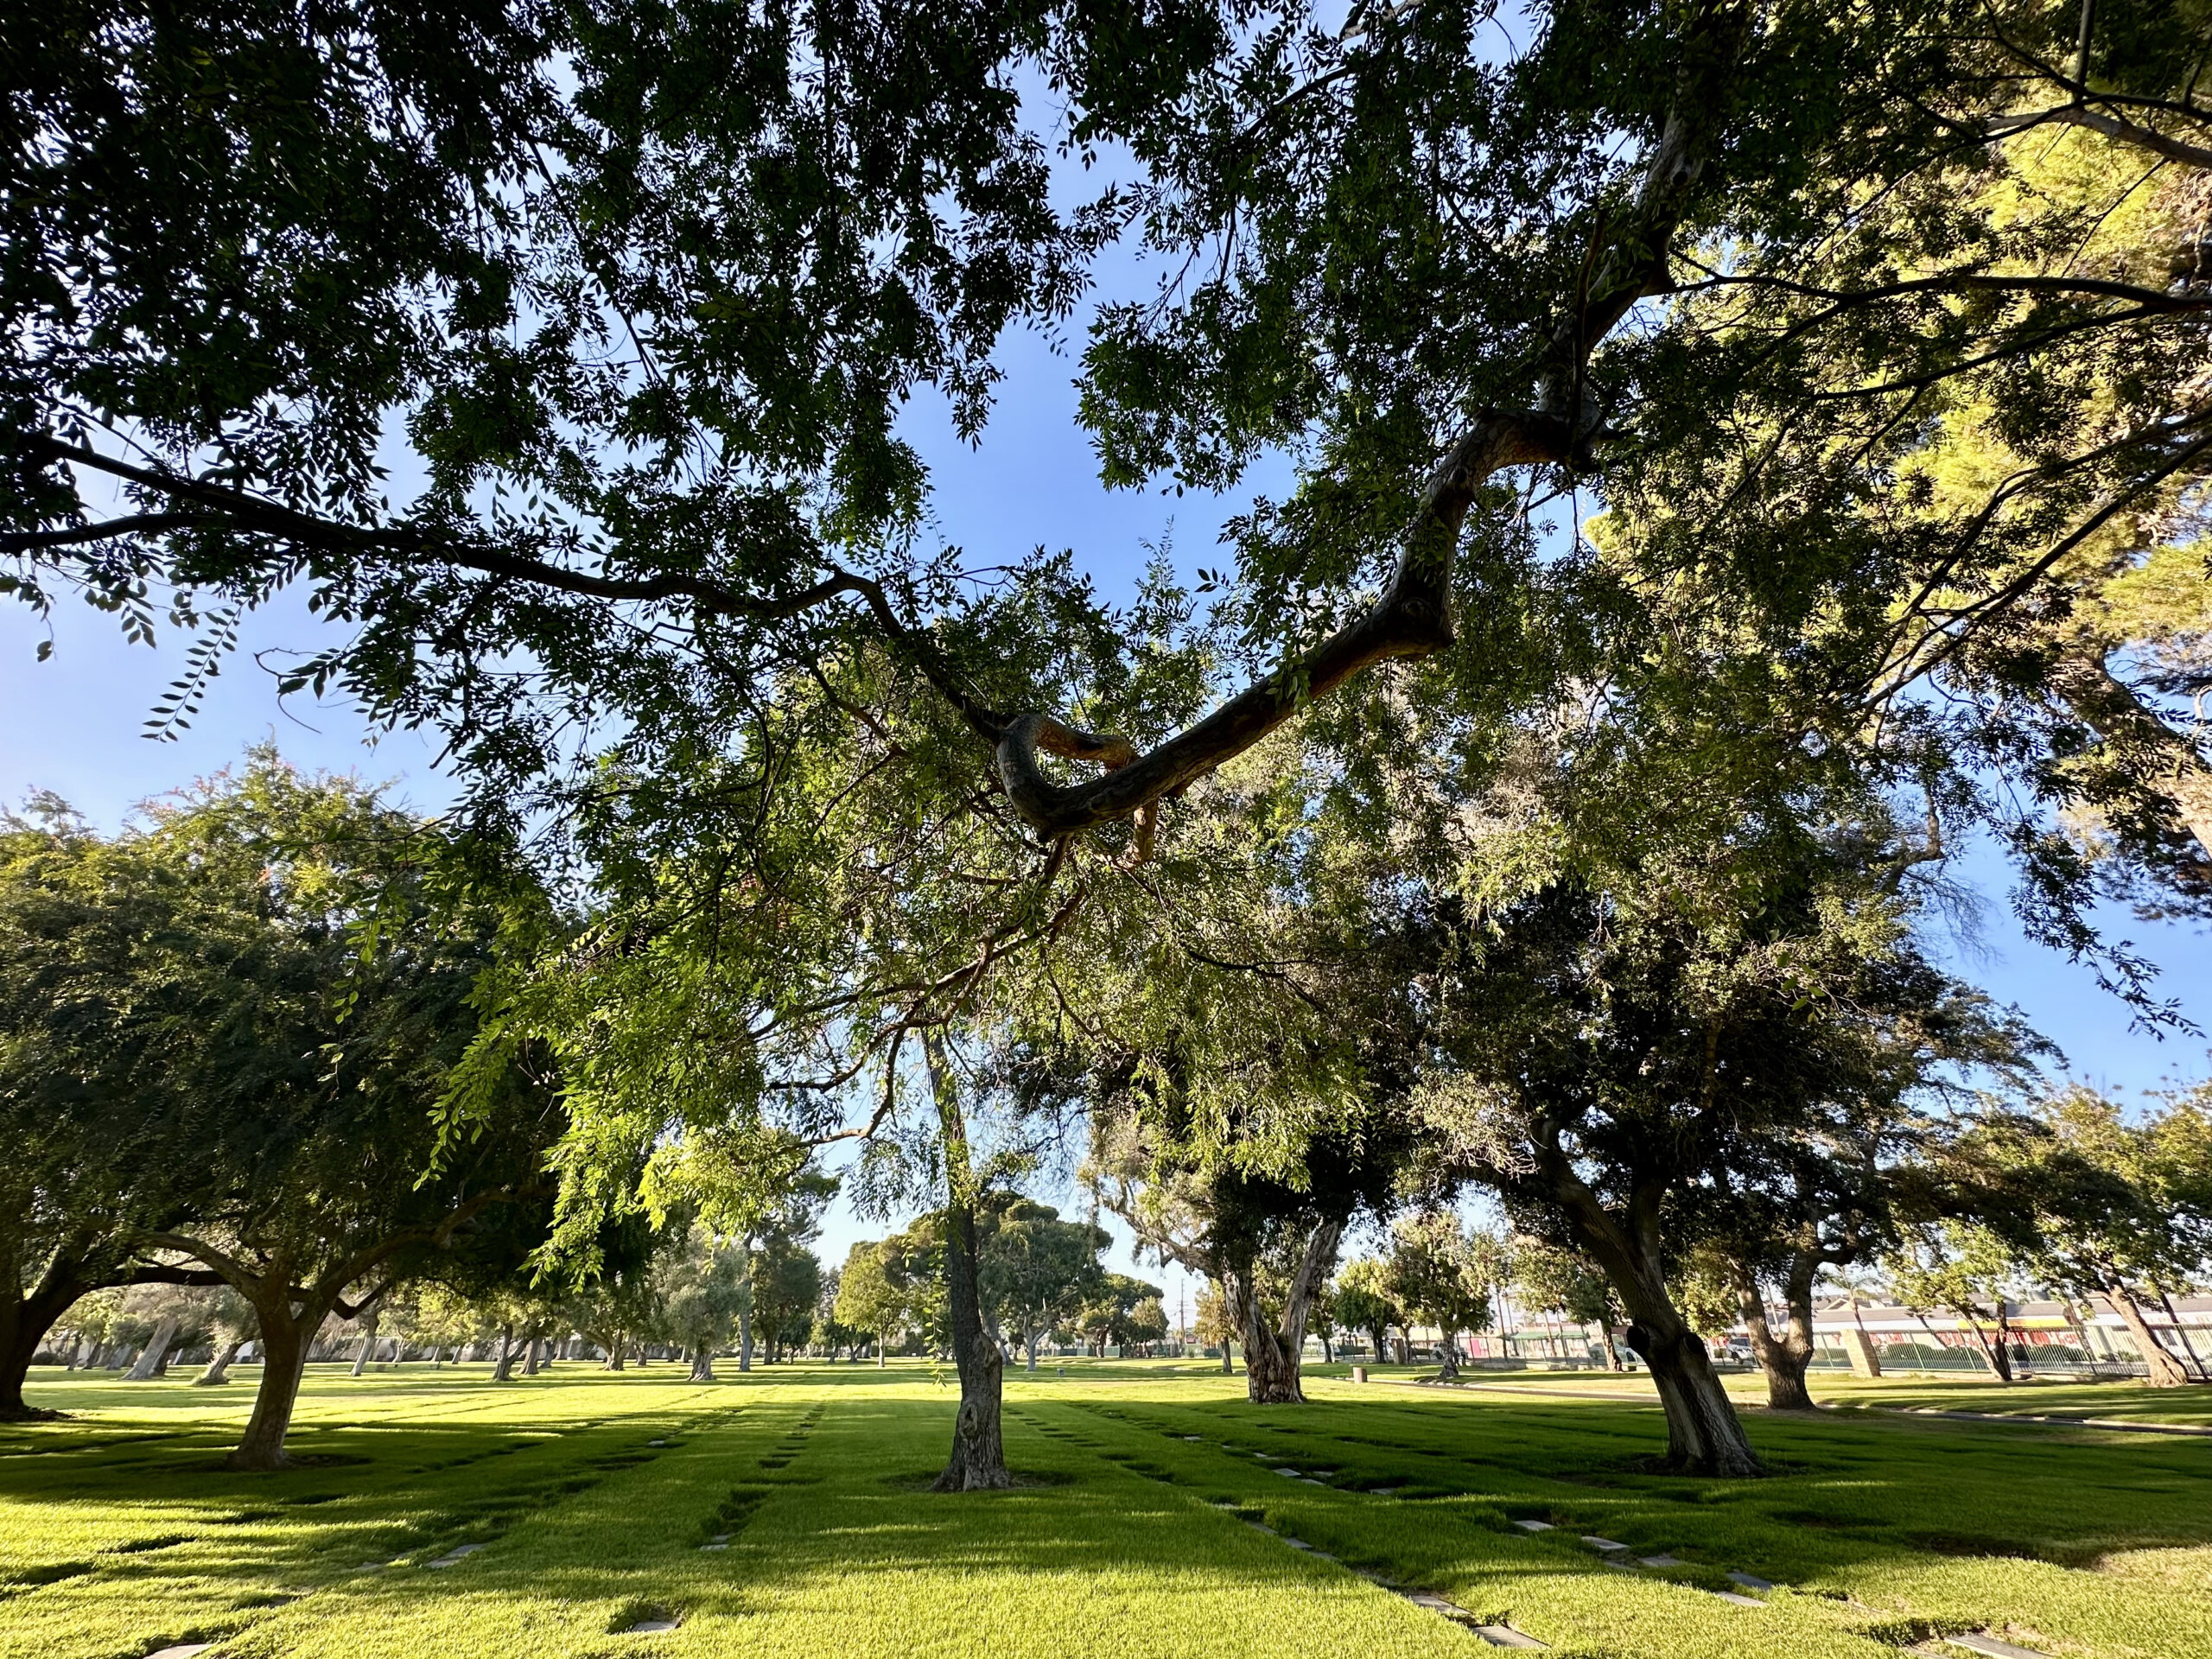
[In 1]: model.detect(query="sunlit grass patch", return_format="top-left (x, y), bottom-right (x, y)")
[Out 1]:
top-left (3, 1361), bottom-right (2209, 1658)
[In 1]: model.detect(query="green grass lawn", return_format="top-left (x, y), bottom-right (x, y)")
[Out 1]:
top-left (1303, 1357), bottom-right (2212, 1427)
top-left (4, 1360), bottom-right (2209, 1659)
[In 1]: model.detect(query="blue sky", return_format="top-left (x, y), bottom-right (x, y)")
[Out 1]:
top-left (8, 241), bottom-right (2207, 1320)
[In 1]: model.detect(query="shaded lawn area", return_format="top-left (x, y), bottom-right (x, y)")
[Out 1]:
top-left (3, 1363), bottom-right (2208, 1659)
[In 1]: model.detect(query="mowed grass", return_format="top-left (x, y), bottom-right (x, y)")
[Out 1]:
top-left (3, 1361), bottom-right (2209, 1659)
top-left (1313, 1359), bottom-right (2212, 1428)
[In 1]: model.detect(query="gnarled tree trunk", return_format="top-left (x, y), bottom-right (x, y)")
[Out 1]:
top-left (123, 1315), bottom-right (180, 1381)
top-left (195, 1339), bottom-right (241, 1385)
top-left (689, 1344), bottom-right (715, 1382)
top-left (491, 1322), bottom-right (519, 1382)
top-left (227, 1308), bottom-right (314, 1471)
top-left (1560, 1181), bottom-right (1763, 1476)
top-left (925, 1036), bottom-right (1010, 1492)
top-left (1954, 1303), bottom-right (2012, 1382)
top-left (0, 1259), bottom-right (85, 1421)
top-left (1222, 1220), bottom-right (1343, 1406)
top-left (1732, 1259), bottom-right (1817, 1411)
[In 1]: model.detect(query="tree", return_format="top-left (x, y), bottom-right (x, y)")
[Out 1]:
top-left (1124, 1296), bottom-right (1169, 1357)
top-left (1926, 1090), bottom-right (2212, 1386)
top-left (1886, 1220), bottom-right (2031, 1383)
top-left (112, 758), bottom-right (563, 1467)
top-left (749, 1234), bottom-right (822, 1364)
top-left (654, 1227), bottom-right (749, 1381)
top-left (1331, 1258), bottom-right (1399, 1364)
top-left (834, 1242), bottom-right (910, 1369)
top-left (1385, 1214), bottom-right (1493, 1382)
top-left (22, 0), bottom-right (2207, 1497)
top-left (1514, 1240), bottom-right (1625, 1369)
top-left (1071, 1273), bottom-right (1164, 1357)
top-left (976, 1199), bottom-right (1107, 1372)
top-left (193, 1287), bottom-right (255, 1386)
top-left (15, 0), bottom-right (2205, 977)
top-left (0, 797), bottom-right (257, 1416)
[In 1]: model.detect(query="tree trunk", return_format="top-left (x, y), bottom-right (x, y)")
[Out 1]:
top-left (351, 1311), bottom-right (379, 1377)
top-left (876, 1332), bottom-right (886, 1368)
top-left (1562, 1187), bottom-right (1763, 1476)
top-left (195, 1338), bottom-right (241, 1386)
top-left (2154, 1285), bottom-right (2211, 1382)
top-left (226, 1312), bottom-right (313, 1471)
top-left (2107, 1282), bottom-right (2193, 1386)
top-left (0, 1277), bottom-right (79, 1421)
top-left (738, 1302), bottom-right (753, 1372)
top-left (1223, 1219), bottom-right (1340, 1406)
top-left (124, 1315), bottom-right (181, 1382)
top-left (604, 1338), bottom-right (625, 1371)
top-left (1732, 1260), bottom-right (1816, 1411)
top-left (524, 1335), bottom-right (543, 1376)
top-left (1435, 1335), bottom-right (1460, 1381)
top-left (689, 1344), bottom-right (715, 1382)
top-left (1955, 1304), bottom-right (2012, 1380)
top-left (1599, 1319), bottom-right (1624, 1371)
top-left (492, 1322), bottom-right (518, 1382)
top-left (925, 1036), bottom-right (1011, 1492)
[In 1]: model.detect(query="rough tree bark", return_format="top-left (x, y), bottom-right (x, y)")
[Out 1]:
top-left (1538, 1169), bottom-right (1763, 1476)
top-left (1221, 1220), bottom-right (1343, 1406)
top-left (689, 1344), bottom-right (715, 1382)
top-left (1731, 1257), bottom-right (1820, 1411)
top-left (925, 1035), bottom-right (1010, 1492)
top-left (491, 1321), bottom-right (519, 1382)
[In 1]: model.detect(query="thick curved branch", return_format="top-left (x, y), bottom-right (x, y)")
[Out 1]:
top-left (995, 412), bottom-right (1565, 836)
top-left (1989, 102), bottom-right (2212, 173)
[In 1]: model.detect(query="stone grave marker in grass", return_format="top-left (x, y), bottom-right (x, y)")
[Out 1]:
top-left (424, 1542), bottom-right (484, 1567)
top-left (1513, 1518), bottom-right (1554, 1531)
top-left (1579, 1535), bottom-right (1628, 1552)
top-left (1726, 1571), bottom-right (1775, 1592)
top-left (1936, 1637), bottom-right (2048, 1659)
top-left (1714, 1591), bottom-right (1766, 1608)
